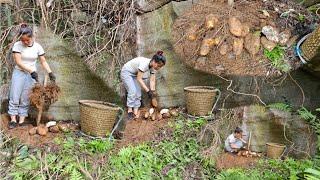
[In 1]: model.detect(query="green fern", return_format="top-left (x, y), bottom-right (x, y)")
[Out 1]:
top-left (70, 169), bottom-right (84, 180)
top-left (298, 107), bottom-right (317, 121)
top-left (268, 103), bottom-right (292, 112)
top-left (264, 46), bottom-right (291, 72)
top-left (304, 167), bottom-right (320, 180)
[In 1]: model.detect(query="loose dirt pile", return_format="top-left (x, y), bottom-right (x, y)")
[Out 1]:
top-left (172, 0), bottom-right (318, 76)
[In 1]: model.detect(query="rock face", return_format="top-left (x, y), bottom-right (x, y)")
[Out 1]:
top-left (134, 0), bottom-right (320, 109)
top-left (242, 105), bottom-right (317, 158)
top-left (33, 28), bottom-right (121, 121)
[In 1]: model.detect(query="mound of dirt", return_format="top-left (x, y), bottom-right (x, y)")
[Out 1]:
top-left (172, 0), bottom-right (318, 76)
top-left (215, 153), bottom-right (259, 170)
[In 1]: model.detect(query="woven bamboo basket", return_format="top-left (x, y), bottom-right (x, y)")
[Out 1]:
top-left (79, 100), bottom-right (120, 137)
top-left (266, 143), bottom-right (286, 159)
top-left (301, 27), bottom-right (320, 61)
top-left (184, 86), bottom-right (217, 116)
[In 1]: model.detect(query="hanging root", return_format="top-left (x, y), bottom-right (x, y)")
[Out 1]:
top-left (29, 83), bottom-right (61, 125)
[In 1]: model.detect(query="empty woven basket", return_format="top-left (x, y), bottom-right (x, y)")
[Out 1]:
top-left (184, 86), bottom-right (218, 116)
top-left (79, 100), bottom-right (120, 137)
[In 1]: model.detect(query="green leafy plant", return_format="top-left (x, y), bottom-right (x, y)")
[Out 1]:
top-left (297, 14), bottom-right (306, 22)
top-left (268, 102), bottom-right (292, 112)
top-left (298, 107), bottom-right (317, 122)
top-left (264, 46), bottom-right (291, 72)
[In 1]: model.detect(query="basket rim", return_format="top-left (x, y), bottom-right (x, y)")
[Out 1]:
top-left (266, 142), bottom-right (286, 148)
top-left (184, 86), bottom-right (216, 93)
top-left (79, 100), bottom-right (120, 111)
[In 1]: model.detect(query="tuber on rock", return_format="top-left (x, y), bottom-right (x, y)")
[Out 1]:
top-left (261, 36), bottom-right (276, 51)
top-left (229, 17), bottom-right (243, 37)
top-left (205, 14), bottom-right (219, 30)
top-left (233, 38), bottom-right (244, 56)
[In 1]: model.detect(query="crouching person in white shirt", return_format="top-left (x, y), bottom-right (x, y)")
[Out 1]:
top-left (225, 127), bottom-right (247, 153)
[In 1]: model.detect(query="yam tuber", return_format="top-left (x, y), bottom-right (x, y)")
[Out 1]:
top-left (205, 14), bottom-right (219, 30)
top-left (229, 17), bottom-right (243, 37)
top-left (233, 38), bottom-right (244, 56)
top-left (244, 33), bottom-right (261, 56)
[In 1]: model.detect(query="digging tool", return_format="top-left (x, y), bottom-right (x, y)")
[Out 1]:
top-left (247, 131), bottom-right (252, 151)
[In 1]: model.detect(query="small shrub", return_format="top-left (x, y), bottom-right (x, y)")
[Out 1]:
top-left (264, 46), bottom-right (290, 72)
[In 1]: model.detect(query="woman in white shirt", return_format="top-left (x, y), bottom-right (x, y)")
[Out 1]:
top-left (8, 24), bottom-right (56, 129)
top-left (121, 51), bottom-right (166, 120)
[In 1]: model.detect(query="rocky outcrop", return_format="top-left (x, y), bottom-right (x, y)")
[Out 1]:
top-left (242, 105), bottom-right (317, 158)
top-left (33, 28), bottom-right (121, 121)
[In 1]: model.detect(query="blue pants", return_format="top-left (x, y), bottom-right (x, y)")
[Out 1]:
top-left (225, 140), bottom-right (244, 152)
top-left (120, 69), bottom-right (142, 108)
top-left (8, 68), bottom-right (35, 117)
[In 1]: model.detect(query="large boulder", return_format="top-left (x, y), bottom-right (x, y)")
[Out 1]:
top-left (33, 28), bottom-right (121, 121)
top-left (242, 105), bottom-right (317, 158)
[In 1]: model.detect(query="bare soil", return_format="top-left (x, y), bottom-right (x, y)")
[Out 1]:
top-left (172, 0), bottom-right (318, 76)
top-left (215, 152), bottom-right (260, 170)
top-left (0, 114), bottom-right (78, 148)
top-left (116, 108), bottom-right (172, 148)
top-left (1, 108), bottom-right (172, 149)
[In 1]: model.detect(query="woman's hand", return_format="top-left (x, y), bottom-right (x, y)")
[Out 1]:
top-left (49, 72), bottom-right (56, 82)
top-left (39, 56), bottom-right (56, 82)
top-left (30, 71), bottom-right (39, 82)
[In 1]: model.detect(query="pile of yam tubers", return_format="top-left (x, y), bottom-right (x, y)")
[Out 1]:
top-left (144, 108), bottom-right (179, 121)
top-left (187, 14), bottom-right (293, 58)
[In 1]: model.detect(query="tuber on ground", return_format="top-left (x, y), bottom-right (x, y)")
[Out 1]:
top-left (233, 38), bottom-right (244, 56)
top-left (205, 14), bottom-right (219, 30)
top-left (229, 17), bottom-right (243, 37)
